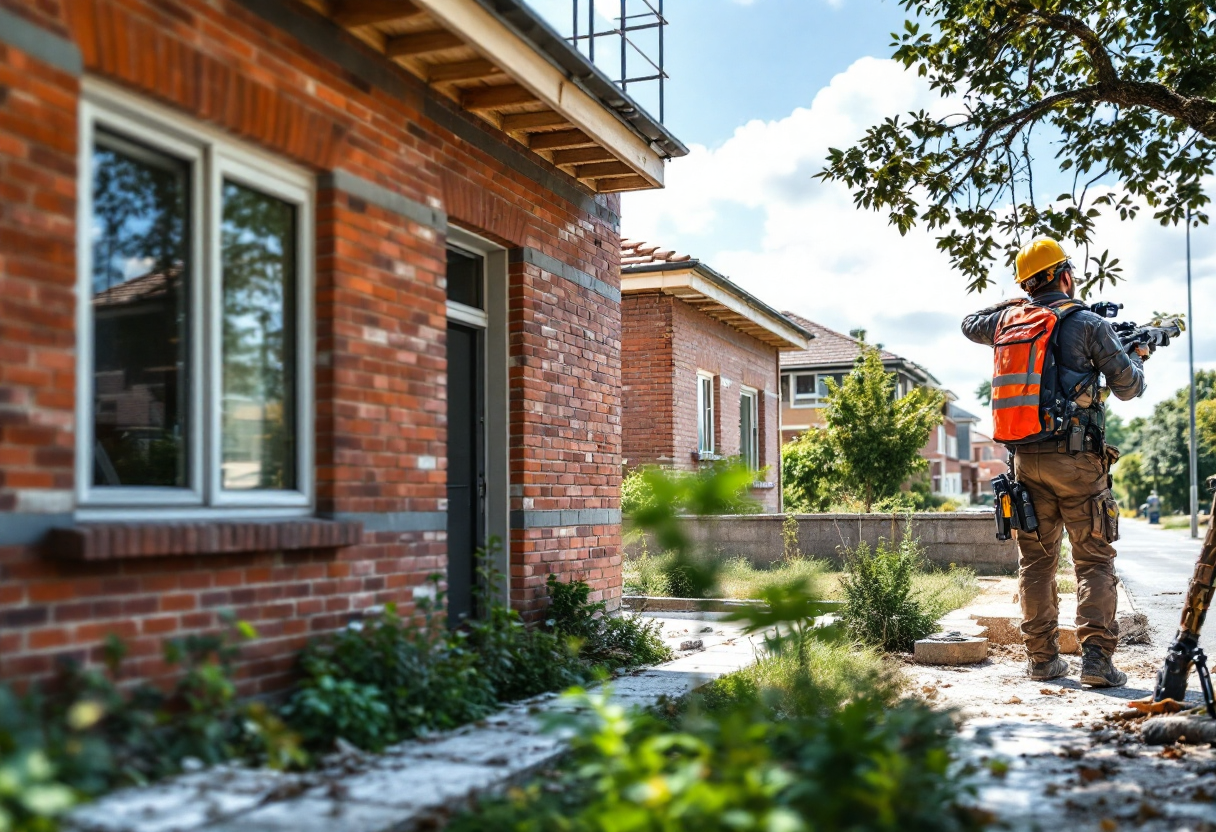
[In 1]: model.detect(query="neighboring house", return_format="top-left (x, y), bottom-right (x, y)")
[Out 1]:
top-left (971, 432), bottom-right (1011, 503)
top-left (0, 0), bottom-right (686, 692)
top-left (620, 242), bottom-right (812, 512)
top-left (926, 404), bottom-right (981, 502)
top-left (778, 314), bottom-right (939, 444)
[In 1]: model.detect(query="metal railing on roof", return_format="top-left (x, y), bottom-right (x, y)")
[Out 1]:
top-left (568, 0), bottom-right (668, 122)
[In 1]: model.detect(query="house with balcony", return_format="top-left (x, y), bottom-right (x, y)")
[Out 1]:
top-left (0, 0), bottom-right (684, 692)
top-left (619, 243), bottom-right (812, 513)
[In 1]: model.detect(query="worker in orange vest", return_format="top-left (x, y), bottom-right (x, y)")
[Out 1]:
top-left (962, 238), bottom-right (1149, 687)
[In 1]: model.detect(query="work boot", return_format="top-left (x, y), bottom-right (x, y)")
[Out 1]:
top-left (1028, 655), bottom-right (1069, 681)
top-left (1080, 643), bottom-right (1127, 688)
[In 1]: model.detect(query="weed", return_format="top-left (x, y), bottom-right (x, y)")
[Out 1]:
top-left (781, 513), bottom-right (801, 560)
top-left (838, 530), bottom-right (939, 652)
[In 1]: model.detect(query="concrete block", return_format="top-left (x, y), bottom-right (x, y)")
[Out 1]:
top-left (914, 633), bottom-right (988, 665)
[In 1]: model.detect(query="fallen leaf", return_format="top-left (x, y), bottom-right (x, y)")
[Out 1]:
top-left (1160, 746), bottom-right (1185, 760)
top-left (1100, 820), bottom-right (1117, 832)
top-left (1077, 766), bottom-right (1107, 783)
top-left (1006, 696), bottom-right (1023, 705)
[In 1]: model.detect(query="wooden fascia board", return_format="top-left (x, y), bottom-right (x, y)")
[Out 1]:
top-left (621, 270), bottom-right (808, 349)
top-left (410, 0), bottom-right (664, 187)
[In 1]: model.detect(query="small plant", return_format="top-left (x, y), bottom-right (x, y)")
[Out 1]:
top-left (838, 529), bottom-right (939, 652)
top-left (280, 656), bottom-right (393, 752)
top-left (622, 541), bottom-right (673, 597)
top-left (545, 573), bottom-right (673, 669)
top-left (781, 513), bottom-right (800, 561)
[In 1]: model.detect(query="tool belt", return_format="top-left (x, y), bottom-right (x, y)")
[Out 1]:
top-left (1009, 405), bottom-right (1105, 456)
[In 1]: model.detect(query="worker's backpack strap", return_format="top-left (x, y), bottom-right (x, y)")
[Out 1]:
top-left (990, 300), bottom-right (1086, 444)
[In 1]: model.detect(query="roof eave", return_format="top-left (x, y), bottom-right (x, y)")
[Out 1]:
top-left (622, 263), bottom-right (813, 350)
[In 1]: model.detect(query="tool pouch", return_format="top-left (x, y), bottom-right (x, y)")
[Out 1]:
top-left (1091, 488), bottom-right (1120, 543)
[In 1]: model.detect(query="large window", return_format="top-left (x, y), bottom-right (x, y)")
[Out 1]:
top-left (784, 372), bottom-right (843, 407)
top-left (697, 373), bottom-right (715, 455)
top-left (78, 86), bottom-right (313, 514)
top-left (739, 388), bottom-right (759, 470)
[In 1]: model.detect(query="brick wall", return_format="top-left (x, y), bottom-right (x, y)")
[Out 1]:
top-left (621, 292), bottom-right (781, 512)
top-left (0, 0), bottom-right (624, 692)
top-left (621, 293), bottom-right (674, 466)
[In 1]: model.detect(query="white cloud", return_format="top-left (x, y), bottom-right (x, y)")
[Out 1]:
top-left (622, 57), bottom-right (1216, 436)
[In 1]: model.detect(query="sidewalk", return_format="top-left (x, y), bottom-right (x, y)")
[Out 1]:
top-left (65, 615), bottom-right (764, 832)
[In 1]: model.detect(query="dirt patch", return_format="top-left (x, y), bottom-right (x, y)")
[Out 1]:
top-left (909, 644), bottom-right (1216, 831)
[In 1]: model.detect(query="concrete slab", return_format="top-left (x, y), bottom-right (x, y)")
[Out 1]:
top-left (914, 634), bottom-right (988, 665)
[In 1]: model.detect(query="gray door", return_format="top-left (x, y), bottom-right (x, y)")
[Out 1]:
top-left (446, 322), bottom-right (484, 625)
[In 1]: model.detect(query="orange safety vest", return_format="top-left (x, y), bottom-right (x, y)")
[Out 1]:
top-left (991, 299), bottom-right (1086, 444)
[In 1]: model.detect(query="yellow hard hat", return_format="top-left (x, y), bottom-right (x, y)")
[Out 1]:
top-left (1015, 238), bottom-right (1069, 285)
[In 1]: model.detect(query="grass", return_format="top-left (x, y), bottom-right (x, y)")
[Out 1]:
top-left (698, 633), bottom-right (901, 716)
top-left (624, 551), bottom-right (983, 614)
top-left (1161, 514), bottom-right (1212, 531)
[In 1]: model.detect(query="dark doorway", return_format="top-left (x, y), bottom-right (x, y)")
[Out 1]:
top-left (446, 321), bottom-right (484, 625)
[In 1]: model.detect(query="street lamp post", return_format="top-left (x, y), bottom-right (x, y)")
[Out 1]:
top-left (1188, 207), bottom-right (1199, 539)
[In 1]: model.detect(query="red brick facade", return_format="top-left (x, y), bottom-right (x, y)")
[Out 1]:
top-left (0, 0), bottom-right (630, 692)
top-left (621, 292), bottom-right (782, 512)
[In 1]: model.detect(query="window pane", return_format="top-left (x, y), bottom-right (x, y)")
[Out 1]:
top-left (446, 246), bottom-right (482, 309)
top-left (794, 375), bottom-right (815, 396)
top-left (740, 394), bottom-right (754, 469)
top-left (221, 181), bottom-right (296, 491)
top-left (816, 376), bottom-right (830, 398)
top-left (90, 132), bottom-right (190, 488)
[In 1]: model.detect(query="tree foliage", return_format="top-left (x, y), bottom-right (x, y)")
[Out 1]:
top-left (818, 0), bottom-right (1215, 294)
top-left (796, 348), bottom-right (945, 513)
top-left (1119, 370), bottom-right (1216, 511)
top-left (780, 428), bottom-right (839, 512)
top-left (1199, 398), bottom-right (1216, 454)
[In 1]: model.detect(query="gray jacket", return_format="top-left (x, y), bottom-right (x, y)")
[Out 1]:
top-left (961, 291), bottom-right (1146, 404)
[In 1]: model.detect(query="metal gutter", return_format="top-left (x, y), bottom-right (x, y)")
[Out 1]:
top-left (471, 0), bottom-right (688, 159)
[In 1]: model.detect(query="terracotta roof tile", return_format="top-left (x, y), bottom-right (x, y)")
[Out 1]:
top-left (620, 239), bottom-right (694, 266)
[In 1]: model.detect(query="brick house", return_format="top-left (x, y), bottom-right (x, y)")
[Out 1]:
top-left (620, 243), bottom-right (811, 513)
top-left (970, 431), bottom-right (1010, 504)
top-left (0, 0), bottom-right (685, 693)
top-left (923, 404), bottom-right (981, 501)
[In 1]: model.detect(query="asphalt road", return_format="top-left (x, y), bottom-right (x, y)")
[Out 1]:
top-left (1114, 517), bottom-right (1214, 654)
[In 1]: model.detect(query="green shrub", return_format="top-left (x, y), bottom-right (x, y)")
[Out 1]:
top-left (0, 686), bottom-right (78, 832)
top-left (284, 587), bottom-right (498, 752)
top-left (545, 573), bottom-right (672, 669)
top-left (839, 530), bottom-right (939, 652)
top-left (279, 659), bottom-right (393, 752)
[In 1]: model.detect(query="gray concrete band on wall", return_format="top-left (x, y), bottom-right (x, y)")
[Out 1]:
top-left (623, 512), bottom-right (1019, 575)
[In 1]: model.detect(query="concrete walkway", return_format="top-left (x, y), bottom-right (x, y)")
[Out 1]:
top-left (64, 615), bottom-right (765, 832)
top-left (1115, 517), bottom-right (1211, 653)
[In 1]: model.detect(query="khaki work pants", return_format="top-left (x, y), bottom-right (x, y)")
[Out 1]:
top-left (1014, 449), bottom-right (1121, 662)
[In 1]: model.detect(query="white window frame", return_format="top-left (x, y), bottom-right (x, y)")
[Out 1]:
top-left (739, 386), bottom-right (759, 471)
top-left (788, 372), bottom-right (818, 408)
top-left (946, 434), bottom-right (959, 461)
top-left (76, 81), bottom-right (314, 519)
top-left (697, 372), bottom-right (715, 455)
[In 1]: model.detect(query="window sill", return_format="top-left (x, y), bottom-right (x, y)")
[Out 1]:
top-left (750, 482), bottom-right (776, 490)
top-left (693, 451), bottom-right (724, 462)
top-left (44, 518), bottom-right (363, 561)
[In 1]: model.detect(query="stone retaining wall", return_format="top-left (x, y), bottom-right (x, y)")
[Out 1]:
top-left (626, 513), bottom-right (1018, 575)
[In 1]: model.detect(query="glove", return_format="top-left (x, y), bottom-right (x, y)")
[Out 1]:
top-left (1134, 344), bottom-right (1151, 361)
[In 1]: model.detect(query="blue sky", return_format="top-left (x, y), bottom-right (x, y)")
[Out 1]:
top-left (534, 0), bottom-right (1215, 432)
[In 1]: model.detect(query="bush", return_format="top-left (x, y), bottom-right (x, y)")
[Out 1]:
top-left (284, 588), bottom-right (498, 752)
top-left (839, 530), bottom-right (940, 652)
top-left (545, 573), bottom-right (672, 669)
